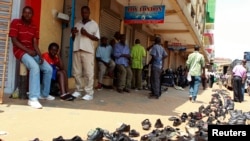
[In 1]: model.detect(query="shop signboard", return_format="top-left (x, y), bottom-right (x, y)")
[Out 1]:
top-left (124, 5), bottom-right (165, 24)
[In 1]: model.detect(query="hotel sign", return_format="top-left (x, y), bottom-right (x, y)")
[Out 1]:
top-left (124, 5), bottom-right (165, 24)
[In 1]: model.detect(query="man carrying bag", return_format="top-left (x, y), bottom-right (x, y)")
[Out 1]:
top-left (186, 45), bottom-right (205, 102)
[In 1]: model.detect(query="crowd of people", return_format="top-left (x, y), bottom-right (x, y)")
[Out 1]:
top-left (9, 5), bottom-right (211, 109)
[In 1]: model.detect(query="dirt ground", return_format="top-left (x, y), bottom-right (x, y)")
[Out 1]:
top-left (0, 84), bottom-right (249, 141)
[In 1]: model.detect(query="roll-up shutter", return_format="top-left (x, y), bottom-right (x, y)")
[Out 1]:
top-left (0, 0), bottom-right (12, 102)
top-left (134, 30), bottom-right (148, 49)
top-left (100, 10), bottom-right (121, 40)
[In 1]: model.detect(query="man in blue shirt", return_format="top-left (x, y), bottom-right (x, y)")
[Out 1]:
top-left (95, 36), bottom-right (116, 90)
top-left (148, 37), bottom-right (168, 99)
top-left (113, 34), bottom-right (132, 93)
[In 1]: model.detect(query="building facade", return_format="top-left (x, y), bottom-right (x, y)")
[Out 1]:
top-left (0, 0), bottom-right (212, 96)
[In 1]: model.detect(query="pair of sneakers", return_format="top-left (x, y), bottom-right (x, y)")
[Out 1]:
top-left (72, 91), bottom-right (93, 101)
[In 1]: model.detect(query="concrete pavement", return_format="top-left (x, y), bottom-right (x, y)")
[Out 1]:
top-left (0, 84), bottom-right (249, 141)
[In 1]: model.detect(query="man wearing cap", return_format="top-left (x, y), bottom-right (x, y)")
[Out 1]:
top-left (186, 45), bottom-right (205, 102)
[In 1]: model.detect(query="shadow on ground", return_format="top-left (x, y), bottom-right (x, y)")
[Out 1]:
top-left (2, 87), bottom-right (196, 116)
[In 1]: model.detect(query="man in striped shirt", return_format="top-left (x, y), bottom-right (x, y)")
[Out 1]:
top-left (9, 6), bottom-right (54, 109)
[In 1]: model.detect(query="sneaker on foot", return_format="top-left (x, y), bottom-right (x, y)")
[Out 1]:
top-left (28, 100), bottom-right (43, 109)
top-left (82, 94), bottom-right (93, 101)
top-left (39, 95), bottom-right (55, 100)
top-left (72, 91), bottom-right (81, 98)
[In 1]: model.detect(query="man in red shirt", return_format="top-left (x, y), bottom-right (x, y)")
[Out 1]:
top-left (9, 6), bottom-right (54, 109)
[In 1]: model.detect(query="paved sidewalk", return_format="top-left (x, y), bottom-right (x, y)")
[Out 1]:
top-left (0, 84), bottom-right (249, 141)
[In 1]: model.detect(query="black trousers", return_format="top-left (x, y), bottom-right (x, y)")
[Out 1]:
top-left (150, 66), bottom-right (162, 97)
top-left (201, 77), bottom-right (207, 90)
top-left (233, 76), bottom-right (243, 102)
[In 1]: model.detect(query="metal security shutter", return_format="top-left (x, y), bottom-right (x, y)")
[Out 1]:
top-left (0, 0), bottom-right (12, 103)
top-left (134, 30), bottom-right (148, 48)
top-left (100, 10), bottom-right (121, 40)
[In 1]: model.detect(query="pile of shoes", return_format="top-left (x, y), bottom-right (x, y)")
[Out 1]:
top-left (34, 89), bottom-right (250, 141)
top-left (140, 119), bottom-right (181, 141)
top-left (86, 123), bottom-right (140, 141)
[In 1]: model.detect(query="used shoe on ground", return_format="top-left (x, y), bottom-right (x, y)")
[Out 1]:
top-left (154, 118), bottom-right (164, 128)
top-left (141, 119), bottom-right (151, 130)
top-left (116, 123), bottom-right (130, 133)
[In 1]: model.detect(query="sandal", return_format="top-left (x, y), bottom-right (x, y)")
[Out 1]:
top-left (60, 93), bottom-right (75, 101)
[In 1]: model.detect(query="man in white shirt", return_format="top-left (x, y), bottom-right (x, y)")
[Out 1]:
top-left (71, 6), bottom-right (100, 100)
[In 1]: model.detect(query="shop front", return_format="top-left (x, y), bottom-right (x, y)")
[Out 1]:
top-left (3, 0), bottom-right (208, 97)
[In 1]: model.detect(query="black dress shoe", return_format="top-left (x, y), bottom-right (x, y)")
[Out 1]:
top-left (154, 118), bottom-right (164, 128)
top-left (116, 123), bottom-right (130, 133)
top-left (71, 135), bottom-right (83, 141)
top-left (123, 88), bottom-right (130, 93)
top-left (32, 138), bottom-right (40, 141)
top-left (198, 105), bottom-right (205, 113)
top-left (87, 128), bottom-right (104, 141)
top-left (141, 119), bottom-right (151, 130)
top-left (188, 119), bottom-right (196, 127)
top-left (148, 95), bottom-right (159, 99)
top-left (173, 118), bottom-right (181, 127)
top-left (129, 129), bottom-right (140, 137)
top-left (180, 113), bottom-right (188, 122)
top-left (140, 129), bottom-right (159, 141)
top-left (53, 136), bottom-right (65, 141)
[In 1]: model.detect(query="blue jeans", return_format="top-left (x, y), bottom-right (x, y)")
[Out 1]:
top-left (21, 54), bottom-right (52, 100)
top-left (189, 76), bottom-right (201, 101)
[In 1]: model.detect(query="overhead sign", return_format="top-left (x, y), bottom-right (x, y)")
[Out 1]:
top-left (124, 5), bottom-right (165, 24)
